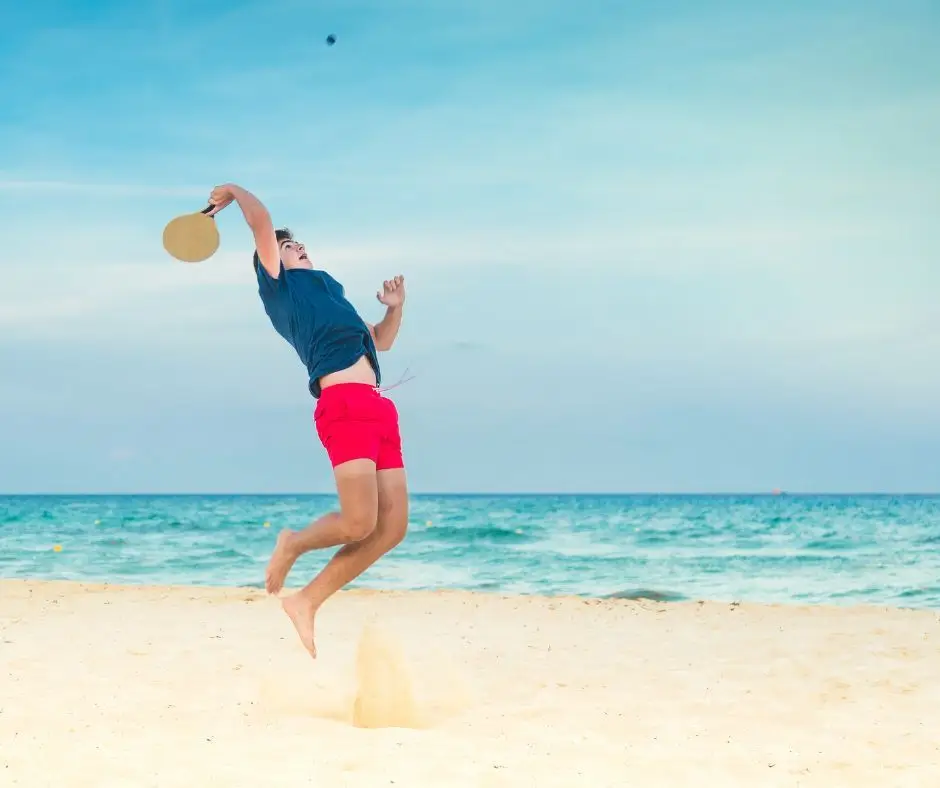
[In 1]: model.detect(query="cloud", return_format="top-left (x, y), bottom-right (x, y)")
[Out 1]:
top-left (0, 178), bottom-right (207, 197)
top-left (0, 242), bottom-right (414, 331)
top-left (0, 202), bottom-right (932, 340)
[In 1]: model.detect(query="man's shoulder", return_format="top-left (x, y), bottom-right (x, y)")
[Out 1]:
top-left (253, 252), bottom-right (286, 279)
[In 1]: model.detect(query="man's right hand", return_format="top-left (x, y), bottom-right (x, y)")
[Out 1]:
top-left (207, 183), bottom-right (238, 216)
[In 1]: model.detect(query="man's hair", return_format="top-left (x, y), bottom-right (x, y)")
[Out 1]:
top-left (253, 228), bottom-right (294, 268)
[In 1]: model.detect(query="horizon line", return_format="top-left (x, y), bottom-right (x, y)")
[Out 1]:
top-left (2, 491), bottom-right (939, 497)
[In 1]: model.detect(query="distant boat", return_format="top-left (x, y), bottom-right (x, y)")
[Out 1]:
top-left (771, 488), bottom-right (783, 496)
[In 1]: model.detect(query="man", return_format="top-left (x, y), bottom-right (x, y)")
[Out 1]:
top-left (207, 183), bottom-right (408, 658)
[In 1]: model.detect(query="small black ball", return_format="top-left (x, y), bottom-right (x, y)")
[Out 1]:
top-left (326, 34), bottom-right (336, 46)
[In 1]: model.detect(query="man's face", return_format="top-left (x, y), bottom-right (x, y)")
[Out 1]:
top-left (280, 238), bottom-right (312, 270)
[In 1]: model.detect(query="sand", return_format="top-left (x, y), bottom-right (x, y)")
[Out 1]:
top-left (1, 580), bottom-right (939, 786)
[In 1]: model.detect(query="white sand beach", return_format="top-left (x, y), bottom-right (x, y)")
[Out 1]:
top-left (1, 580), bottom-right (938, 786)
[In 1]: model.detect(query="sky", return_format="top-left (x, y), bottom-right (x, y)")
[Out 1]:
top-left (0, 0), bottom-right (938, 493)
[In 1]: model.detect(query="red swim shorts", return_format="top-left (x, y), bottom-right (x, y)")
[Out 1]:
top-left (313, 383), bottom-right (404, 470)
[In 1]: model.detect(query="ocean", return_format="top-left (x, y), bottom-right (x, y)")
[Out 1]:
top-left (1, 494), bottom-right (938, 608)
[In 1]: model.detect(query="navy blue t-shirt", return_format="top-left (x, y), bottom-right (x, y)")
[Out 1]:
top-left (254, 257), bottom-right (380, 398)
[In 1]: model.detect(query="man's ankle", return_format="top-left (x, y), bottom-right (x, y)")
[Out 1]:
top-left (295, 586), bottom-right (325, 609)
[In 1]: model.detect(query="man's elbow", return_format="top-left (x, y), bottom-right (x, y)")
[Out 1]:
top-left (375, 337), bottom-right (394, 352)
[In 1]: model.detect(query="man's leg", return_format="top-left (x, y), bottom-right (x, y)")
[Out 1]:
top-left (265, 459), bottom-right (379, 594)
top-left (281, 467), bottom-right (409, 657)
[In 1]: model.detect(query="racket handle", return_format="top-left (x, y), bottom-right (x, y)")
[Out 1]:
top-left (201, 204), bottom-right (215, 215)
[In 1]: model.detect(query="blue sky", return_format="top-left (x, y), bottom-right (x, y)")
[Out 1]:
top-left (1, 0), bottom-right (938, 493)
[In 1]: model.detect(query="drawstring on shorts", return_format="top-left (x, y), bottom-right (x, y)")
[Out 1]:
top-left (377, 367), bottom-right (416, 394)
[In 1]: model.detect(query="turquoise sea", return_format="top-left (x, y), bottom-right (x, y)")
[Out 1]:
top-left (1, 494), bottom-right (939, 608)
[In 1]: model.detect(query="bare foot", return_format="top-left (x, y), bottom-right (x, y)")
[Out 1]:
top-left (265, 529), bottom-right (298, 594)
top-left (281, 593), bottom-right (318, 658)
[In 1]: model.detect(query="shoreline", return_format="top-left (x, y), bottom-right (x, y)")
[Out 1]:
top-left (3, 577), bottom-right (938, 613)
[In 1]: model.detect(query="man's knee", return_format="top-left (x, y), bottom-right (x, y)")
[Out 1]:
top-left (339, 511), bottom-right (377, 543)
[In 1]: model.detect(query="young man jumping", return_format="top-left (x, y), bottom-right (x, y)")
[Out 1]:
top-left (208, 183), bottom-right (408, 658)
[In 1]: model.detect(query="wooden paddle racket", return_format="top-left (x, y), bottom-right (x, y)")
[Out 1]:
top-left (162, 205), bottom-right (220, 262)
